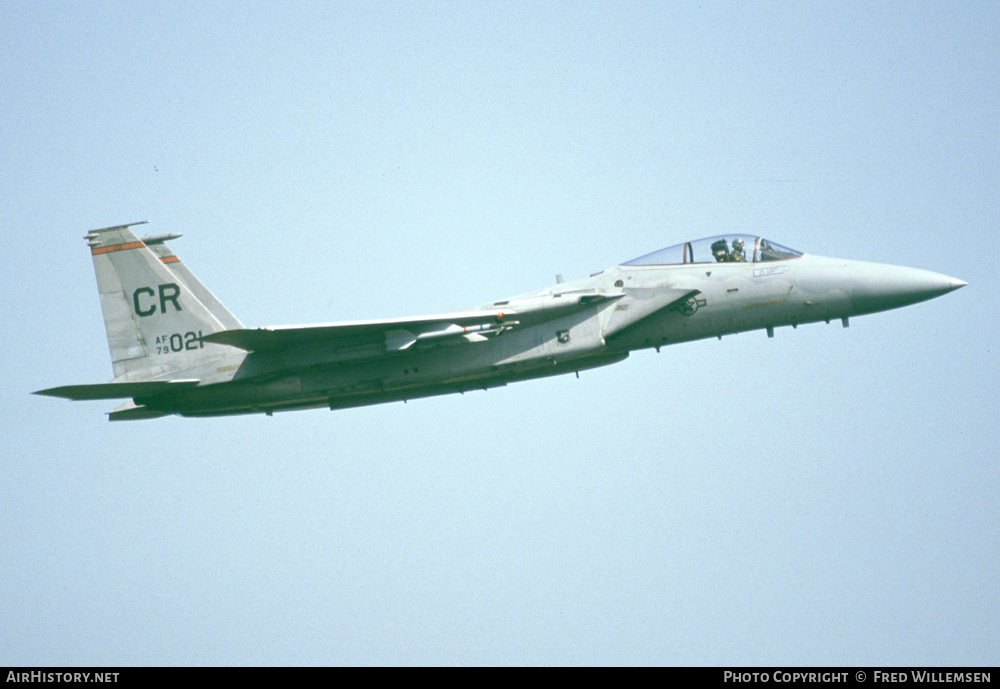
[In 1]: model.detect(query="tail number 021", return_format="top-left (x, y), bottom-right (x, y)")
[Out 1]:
top-left (155, 331), bottom-right (204, 354)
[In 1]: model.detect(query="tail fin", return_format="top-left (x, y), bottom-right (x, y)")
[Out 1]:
top-left (143, 232), bottom-right (244, 330)
top-left (86, 222), bottom-right (237, 381)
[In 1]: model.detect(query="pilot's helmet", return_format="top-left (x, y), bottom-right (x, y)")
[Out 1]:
top-left (732, 238), bottom-right (744, 249)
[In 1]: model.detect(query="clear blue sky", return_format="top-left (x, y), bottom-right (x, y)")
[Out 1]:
top-left (3, 1), bottom-right (997, 665)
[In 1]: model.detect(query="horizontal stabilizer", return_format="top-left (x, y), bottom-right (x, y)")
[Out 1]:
top-left (33, 379), bottom-right (200, 401)
top-left (108, 402), bottom-right (171, 421)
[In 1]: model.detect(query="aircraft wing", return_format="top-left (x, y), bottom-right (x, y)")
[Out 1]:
top-left (201, 309), bottom-right (515, 352)
top-left (33, 379), bottom-right (201, 400)
top-left (202, 292), bottom-right (626, 353)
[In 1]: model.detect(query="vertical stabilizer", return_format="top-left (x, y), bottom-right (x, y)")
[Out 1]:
top-left (85, 223), bottom-right (237, 381)
top-left (143, 233), bottom-right (244, 330)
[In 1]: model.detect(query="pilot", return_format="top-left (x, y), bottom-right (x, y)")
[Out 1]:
top-left (731, 238), bottom-right (747, 262)
top-left (711, 239), bottom-right (730, 262)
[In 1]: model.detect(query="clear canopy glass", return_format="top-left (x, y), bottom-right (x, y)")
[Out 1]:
top-left (622, 235), bottom-right (802, 266)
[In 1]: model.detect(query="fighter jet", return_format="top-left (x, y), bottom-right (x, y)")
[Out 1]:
top-left (35, 223), bottom-right (965, 420)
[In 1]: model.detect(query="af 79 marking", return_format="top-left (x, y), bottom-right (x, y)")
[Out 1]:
top-left (155, 331), bottom-right (204, 355)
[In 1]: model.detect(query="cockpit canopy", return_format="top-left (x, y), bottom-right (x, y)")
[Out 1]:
top-left (623, 235), bottom-right (802, 266)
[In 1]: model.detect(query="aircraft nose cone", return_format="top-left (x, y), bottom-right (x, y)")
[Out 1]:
top-left (850, 263), bottom-right (966, 315)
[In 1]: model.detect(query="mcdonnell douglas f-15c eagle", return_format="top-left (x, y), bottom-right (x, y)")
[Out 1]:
top-left (35, 223), bottom-right (966, 421)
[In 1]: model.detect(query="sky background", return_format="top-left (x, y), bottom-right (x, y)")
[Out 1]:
top-left (2, 1), bottom-right (997, 666)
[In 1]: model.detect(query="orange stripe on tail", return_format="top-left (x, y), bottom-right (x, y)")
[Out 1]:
top-left (91, 241), bottom-right (145, 255)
